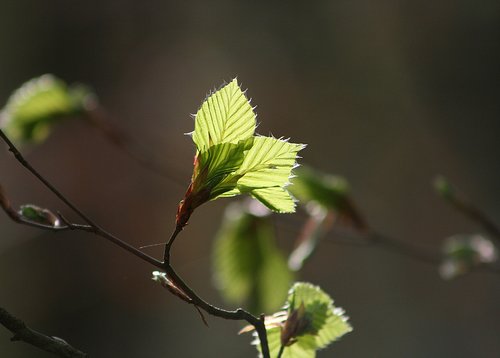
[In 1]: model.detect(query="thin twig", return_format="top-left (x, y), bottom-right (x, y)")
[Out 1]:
top-left (324, 227), bottom-right (500, 275)
top-left (164, 225), bottom-right (183, 262)
top-left (277, 344), bottom-right (285, 358)
top-left (445, 191), bottom-right (500, 244)
top-left (369, 231), bottom-right (441, 265)
top-left (0, 307), bottom-right (87, 358)
top-left (0, 129), bottom-right (271, 358)
top-left (160, 259), bottom-right (271, 358)
top-left (0, 129), bottom-right (163, 269)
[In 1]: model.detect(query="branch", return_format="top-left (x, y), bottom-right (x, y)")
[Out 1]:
top-left (0, 129), bottom-right (271, 358)
top-left (369, 230), bottom-right (441, 265)
top-left (324, 227), bottom-right (500, 275)
top-left (0, 307), bottom-right (87, 358)
top-left (0, 130), bottom-right (163, 269)
top-left (443, 188), bottom-right (500, 244)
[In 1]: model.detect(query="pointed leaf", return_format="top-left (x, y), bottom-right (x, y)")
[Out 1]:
top-left (177, 80), bottom-right (306, 228)
top-left (197, 138), bottom-right (253, 198)
top-left (253, 282), bottom-right (352, 357)
top-left (234, 136), bottom-right (305, 212)
top-left (192, 78), bottom-right (256, 151)
top-left (237, 137), bottom-right (305, 188)
top-left (249, 186), bottom-right (296, 213)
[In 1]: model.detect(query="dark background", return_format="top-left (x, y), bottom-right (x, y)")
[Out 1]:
top-left (1, 1), bottom-right (499, 357)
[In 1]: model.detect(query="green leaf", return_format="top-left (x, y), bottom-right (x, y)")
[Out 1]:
top-left (197, 138), bottom-right (254, 198)
top-left (248, 186), bottom-right (296, 213)
top-left (234, 136), bottom-right (305, 212)
top-left (206, 136), bottom-right (305, 212)
top-left (0, 74), bottom-right (95, 143)
top-left (439, 234), bottom-right (497, 279)
top-left (253, 282), bottom-right (352, 357)
top-left (290, 166), bottom-right (349, 211)
top-left (213, 200), bottom-right (293, 314)
top-left (176, 79), bottom-right (305, 228)
top-left (290, 166), bottom-right (365, 228)
top-left (192, 78), bottom-right (256, 151)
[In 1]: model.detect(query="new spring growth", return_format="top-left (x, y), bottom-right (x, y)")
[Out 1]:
top-left (176, 79), bottom-right (305, 229)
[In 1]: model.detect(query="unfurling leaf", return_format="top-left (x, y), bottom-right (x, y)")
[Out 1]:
top-left (249, 282), bottom-right (352, 357)
top-left (439, 234), bottom-right (498, 279)
top-left (176, 79), bottom-right (305, 228)
top-left (0, 74), bottom-right (96, 143)
top-left (280, 302), bottom-right (310, 347)
top-left (213, 200), bottom-right (292, 314)
top-left (19, 204), bottom-right (60, 227)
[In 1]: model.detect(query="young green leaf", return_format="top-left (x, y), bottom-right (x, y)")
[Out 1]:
top-left (213, 200), bottom-right (293, 314)
top-left (251, 282), bottom-right (352, 358)
top-left (0, 74), bottom-right (96, 144)
top-left (192, 79), bottom-right (256, 151)
top-left (176, 79), bottom-right (305, 228)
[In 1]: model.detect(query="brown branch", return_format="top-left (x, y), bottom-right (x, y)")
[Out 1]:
top-left (323, 227), bottom-right (500, 275)
top-left (445, 191), bottom-right (500, 245)
top-left (0, 129), bottom-right (163, 269)
top-left (369, 230), bottom-right (441, 265)
top-left (160, 229), bottom-right (270, 357)
top-left (0, 129), bottom-right (271, 358)
top-left (0, 307), bottom-right (87, 358)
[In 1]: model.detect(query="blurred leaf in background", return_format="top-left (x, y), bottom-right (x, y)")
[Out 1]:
top-left (439, 234), bottom-right (498, 279)
top-left (251, 282), bottom-right (352, 357)
top-left (0, 74), bottom-right (96, 143)
top-left (212, 199), bottom-right (293, 314)
top-left (288, 166), bottom-right (366, 270)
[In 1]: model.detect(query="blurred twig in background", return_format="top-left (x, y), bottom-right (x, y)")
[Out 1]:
top-left (0, 307), bottom-right (87, 358)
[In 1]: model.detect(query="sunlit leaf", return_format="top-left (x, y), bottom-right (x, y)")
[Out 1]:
top-left (192, 79), bottom-right (256, 151)
top-left (0, 74), bottom-right (96, 143)
top-left (439, 234), bottom-right (498, 279)
top-left (234, 136), bottom-right (304, 212)
top-left (176, 79), bottom-right (305, 228)
top-left (213, 200), bottom-right (292, 314)
top-left (252, 282), bottom-right (352, 357)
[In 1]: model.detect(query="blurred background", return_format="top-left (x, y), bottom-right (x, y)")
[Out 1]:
top-left (1, 0), bottom-right (499, 357)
